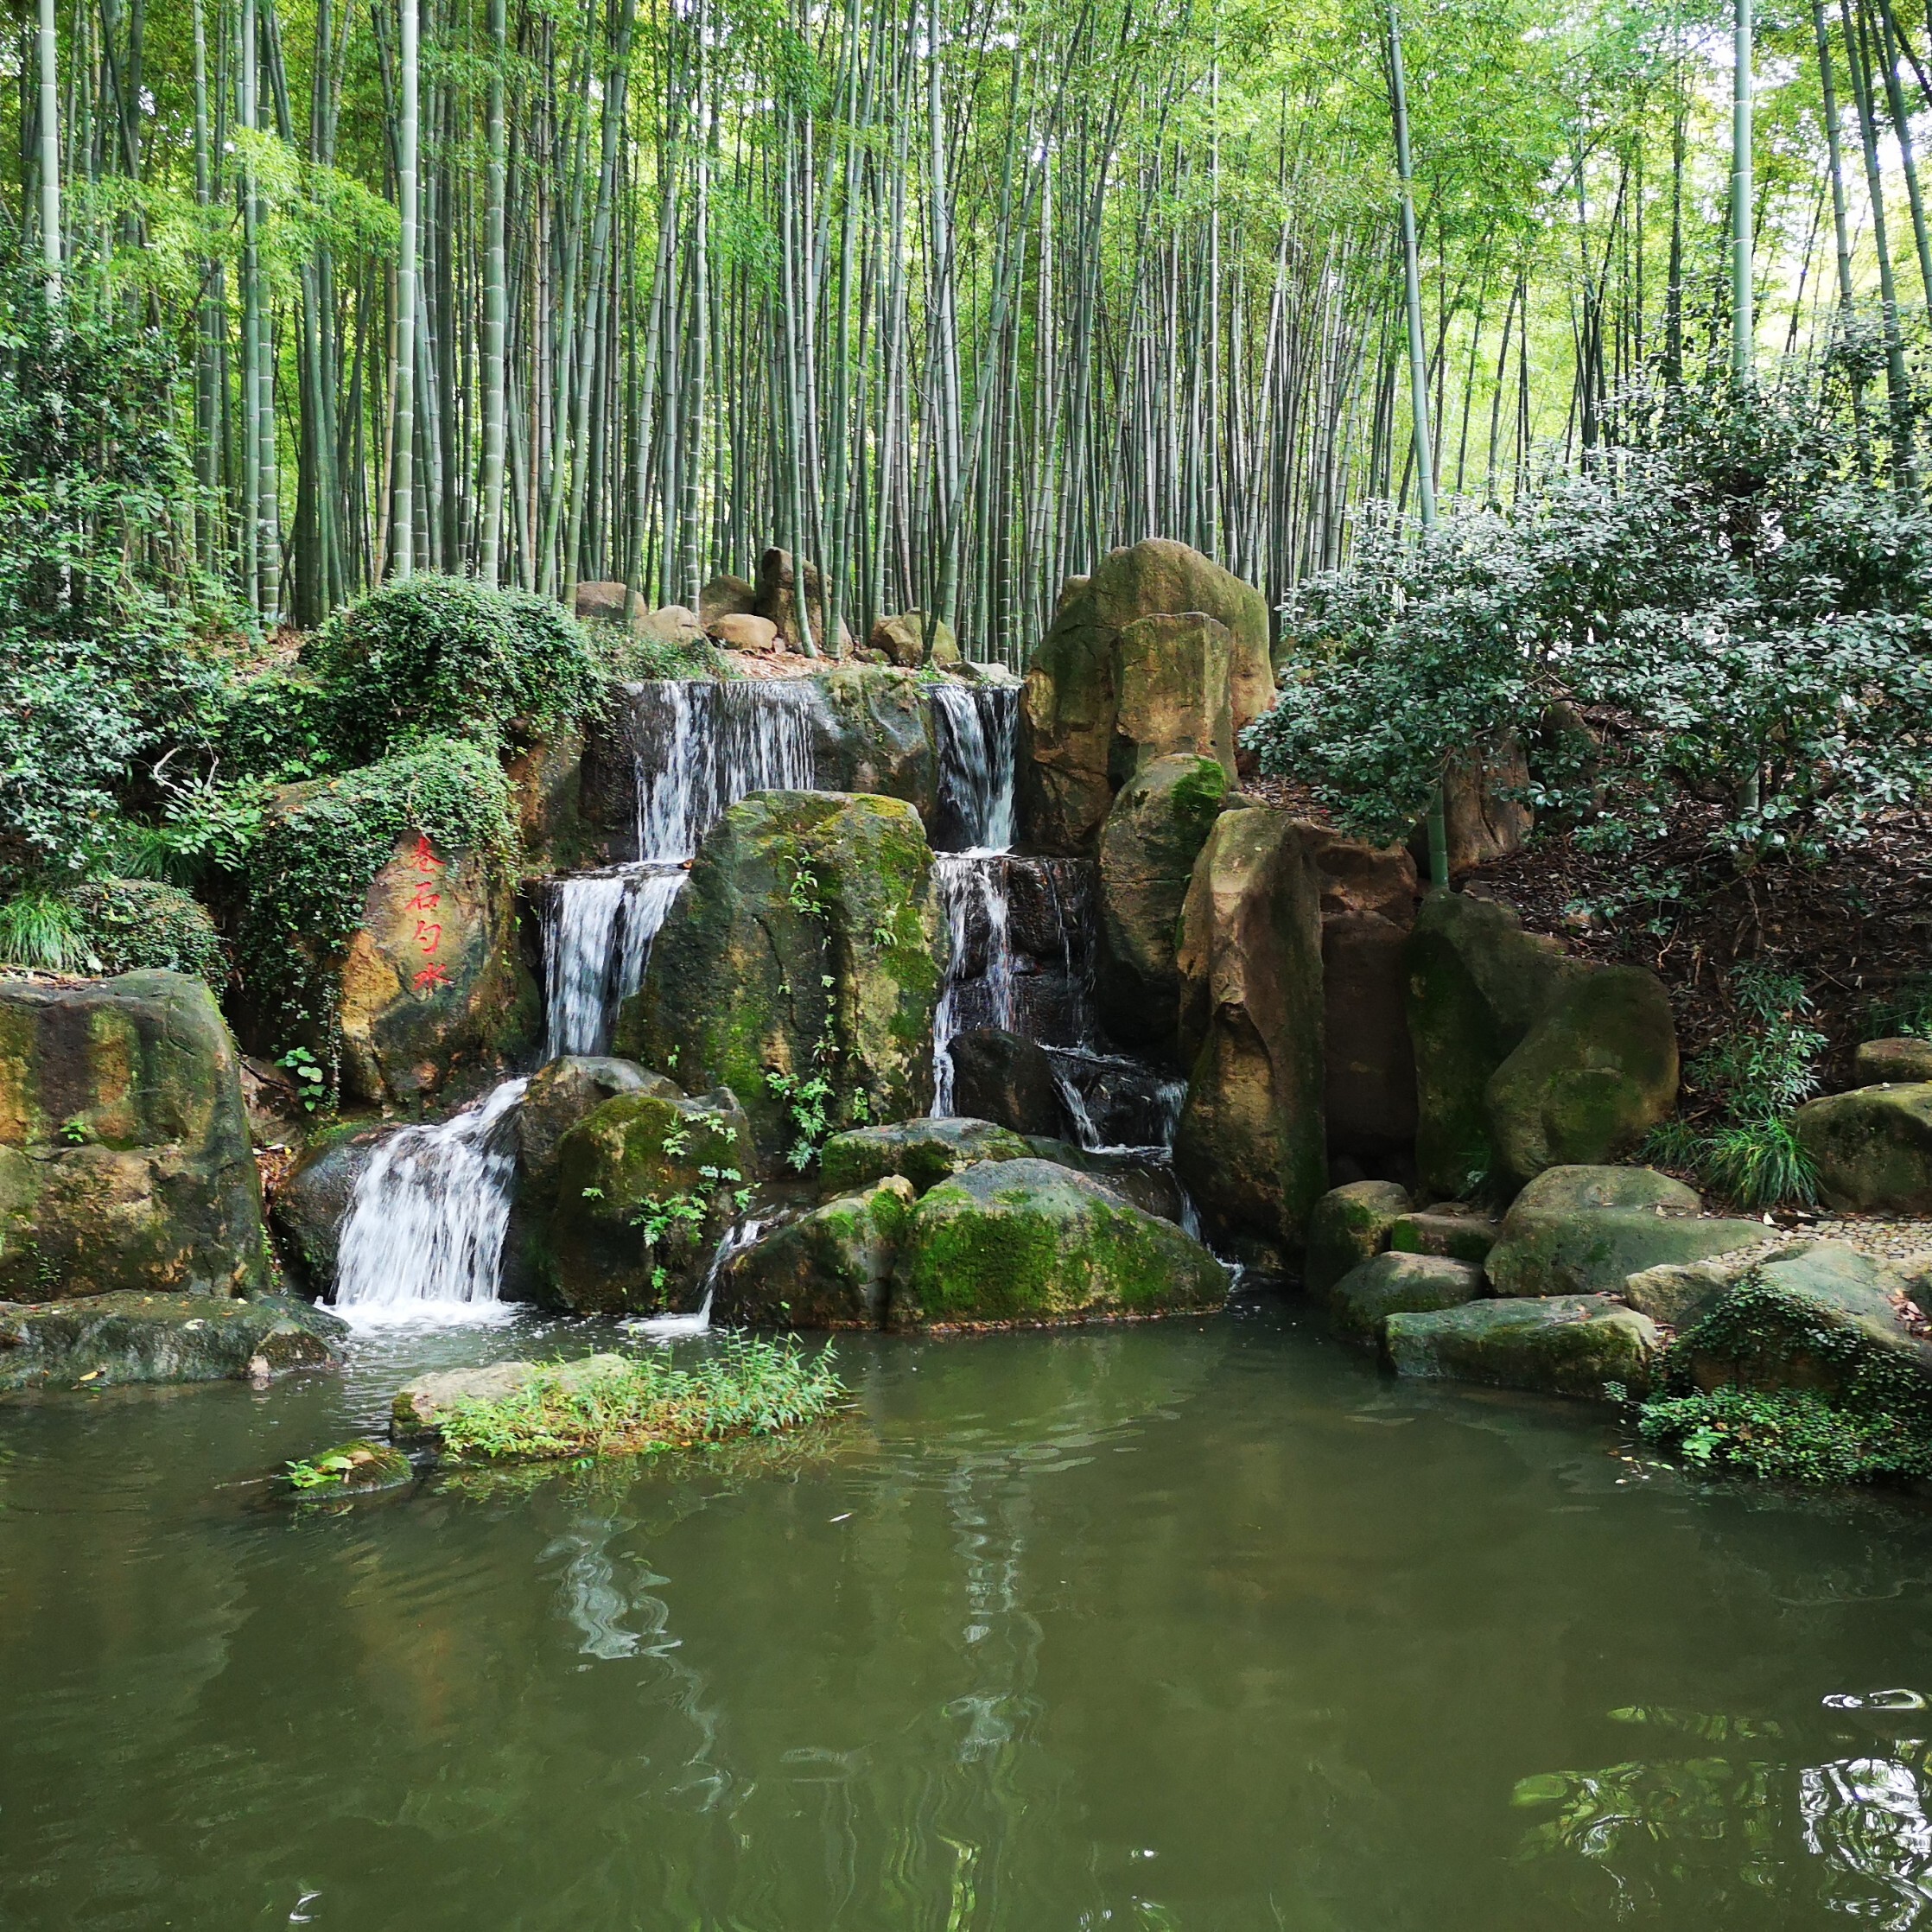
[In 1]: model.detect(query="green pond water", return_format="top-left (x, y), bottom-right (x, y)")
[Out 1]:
top-left (4, 1300), bottom-right (1932, 1932)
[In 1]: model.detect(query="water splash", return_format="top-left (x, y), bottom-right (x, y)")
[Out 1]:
top-left (625, 1217), bottom-right (768, 1341)
top-left (332, 1077), bottom-right (530, 1320)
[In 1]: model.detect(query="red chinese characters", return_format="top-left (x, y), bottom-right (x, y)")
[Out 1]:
top-left (407, 836), bottom-right (449, 996)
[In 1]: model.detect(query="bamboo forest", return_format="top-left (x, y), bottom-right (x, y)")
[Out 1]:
top-left (9, 0), bottom-right (1932, 1922)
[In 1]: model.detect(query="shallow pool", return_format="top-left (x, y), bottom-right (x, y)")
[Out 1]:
top-left (3, 1300), bottom-right (1930, 1930)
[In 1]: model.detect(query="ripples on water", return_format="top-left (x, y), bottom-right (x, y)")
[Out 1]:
top-left (4, 1306), bottom-right (1932, 1930)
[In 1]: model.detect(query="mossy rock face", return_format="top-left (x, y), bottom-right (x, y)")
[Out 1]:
top-left (1020, 540), bottom-right (1270, 854)
top-left (548, 1087), bottom-right (754, 1314)
top-left (1304, 1180), bottom-right (1411, 1297)
top-left (504, 726), bottom-right (588, 873)
top-left (287, 1438), bottom-right (414, 1492)
top-left (271, 1117), bottom-right (400, 1291)
top-left (1389, 1207), bottom-right (1501, 1267)
top-left (1674, 1244), bottom-right (1932, 1407)
top-left (1173, 809), bottom-right (1327, 1250)
top-left (0, 971), bottom-right (273, 1301)
top-left (1326, 1249), bottom-right (1484, 1349)
top-left (1853, 1039), bottom-right (1932, 1085)
top-left (1793, 1084), bottom-right (1932, 1215)
top-left (0, 1292), bottom-right (345, 1394)
top-left (68, 880), bottom-right (230, 993)
top-left (805, 666), bottom-right (939, 817)
top-left (1485, 967), bottom-right (1678, 1190)
top-left (1403, 892), bottom-right (1574, 1198)
top-left (1096, 753), bottom-right (1229, 1047)
top-left (894, 1158), bottom-right (1227, 1327)
top-left (718, 1178), bottom-right (917, 1328)
top-left (1386, 1294), bottom-right (1661, 1399)
top-left (1484, 1166), bottom-right (1764, 1299)
top-left (616, 791), bottom-right (944, 1159)
top-left (818, 1117), bottom-right (1035, 1195)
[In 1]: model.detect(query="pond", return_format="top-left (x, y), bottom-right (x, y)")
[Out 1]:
top-left (3, 1301), bottom-right (1930, 1931)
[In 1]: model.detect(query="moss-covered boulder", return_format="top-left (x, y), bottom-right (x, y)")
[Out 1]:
top-left (1386, 1295), bottom-right (1662, 1399)
top-left (616, 791), bottom-right (944, 1157)
top-left (0, 1292), bottom-right (344, 1393)
top-left (503, 725), bottom-right (588, 873)
top-left (1671, 1244), bottom-right (1932, 1406)
top-left (1485, 967), bottom-right (1678, 1190)
top-left (1096, 753), bottom-right (1229, 1045)
top-left (1621, 1245), bottom-right (1771, 1326)
top-left (1793, 1084), bottom-right (1932, 1214)
top-left (1020, 540), bottom-right (1271, 853)
top-left (947, 1030), bottom-right (1071, 1140)
top-left (805, 666), bottom-right (938, 817)
top-left (1484, 1165), bottom-right (1764, 1299)
top-left (1304, 1180), bottom-right (1411, 1296)
top-left (548, 1087), bottom-right (754, 1314)
top-left (1327, 1250), bottom-right (1484, 1348)
top-left (231, 739), bottom-right (537, 1108)
top-left (1404, 893), bottom-right (1676, 1198)
top-left (1389, 1205), bottom-right (1501, 1267)
top-left (391, 1353), bottom-right (634, 1442)
top-left (518, 1056), bottom-right (677, 1212)
top-left (1173, 809), bottom-right (1327, 1251)
top-left (1854, 1038), bottom-right (1932, 1085)
top-left (894, 1158), bottom-right (1226, 1326)
top-left (818, 1117), bottom-right (1034, 1195)
top-left (0, 971), bottom-right (273, 1301)
top-left (271, 1117), bottom-right (400, 1290)
top-left (718, 1178), bottom-right (917, 1328)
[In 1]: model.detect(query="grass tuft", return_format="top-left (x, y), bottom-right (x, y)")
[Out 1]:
top-left (435, 1336), bottom-right (844, 1464)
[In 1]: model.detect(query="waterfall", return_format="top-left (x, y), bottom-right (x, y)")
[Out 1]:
top-left (932, 683), bottom-right (1017, 855)
top-left (332, 1077), bottom-right (529, 1319)
top-left (625, 1217), bottom-right (768, 1339)
top-left (543, 865), bottom-right (689, 1058)
top-left (933, 856), bottom-right (1015, 1113)
top-left (1045, 1049), bottom-right (1186, 1154)
top-left (542, 680), bottom-right (820, 1059)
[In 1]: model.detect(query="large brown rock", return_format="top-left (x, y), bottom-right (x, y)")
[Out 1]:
top-left (947, 1029), bottom-right (1071, 1139)
top-left (698, 573), bottom-right (758, 627)
top-left (806, 666), bottom-right (938, 816)
top-left (0, 971), bottom-right (273, 1300)
top-left (868, 612), bottom-right (961, 670)
top-left (709, 612), bottom-right (779, 654)
top-left (1096, 753), bottom-right (1230, 1045)
top-left (1855, 1038), bottom-right (1932, 1084)
top-left (1304, 829), bottom-right (1419, 1159)
top-left (1173, 808), bottom-right (1327, 1249)
top-left (574, 580), bottom-right (630, 624)
top-left (1439, 734), bottom-right (1533, 872)
top-left (756, 548), bottom-right (855, 657)
top-left (1020, 540), bottom-right (1272, 853)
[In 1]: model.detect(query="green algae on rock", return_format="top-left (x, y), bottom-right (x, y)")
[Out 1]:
top-left (1303, 1180), bottom-right (1411, 1297)
top-left (0, 1292), bottom-right (345, 1393)
top-left (1386, 1295), bottom-right (1662, 1399)
top-left (718, 1178), bottom-right (917, 1328)
top-left (1325, 1249), bottom-right (1484, 1349)
top-left (617, 791), bottom-right (944, 1160)
top-left (817, 1117), bottom-right (1035, 1195)
top-left (894, 1158), bottom-right (1226, 1327)
top-left (1793, 1083), bottom-right (1932, 1215)
top-left (0, 970), bottom-right (273, 1301)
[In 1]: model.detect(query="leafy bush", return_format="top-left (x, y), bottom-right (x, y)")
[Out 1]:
top-left (311, 575), bottom-right (604, 761)
top-left (433, 1337), bottom-right (844, 1463)
top-left (67, 880), bottom-right (231, 991)
top-left (1642, 963), bottom-right (1825, 1209)
top-left (1636, 1385), bottom-right (1932, 1484)
top-left (597, 622), bottom-right (725, 683)
top-left (234, 734), bottom-right (518, 1076)
top-left (1249, 383), bottom-right (1932, 863)
top-left (213, 666), bottom-right (342, 786)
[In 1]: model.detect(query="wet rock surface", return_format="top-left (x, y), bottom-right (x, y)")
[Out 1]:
top-left (1386, 1294), bottom-right (1661, 1399)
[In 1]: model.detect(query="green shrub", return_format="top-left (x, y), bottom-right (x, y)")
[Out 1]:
top-left (214, 665), bottom-right (342, 785)
top-left (67, 880), bottom-right (230, 991)
top-left (235, 734), bottom-right (518, 1079)
top-left (310, 575), bottom-right (602, 761)
top-left (434, 1337), bottom-right (844, 1464)
top-left (1636, 1385), bottom-right (1932, 1483)
top-left (599, 626), bottom-right (725, 683)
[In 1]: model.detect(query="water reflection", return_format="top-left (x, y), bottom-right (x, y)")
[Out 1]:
top-left (1516, 1700), bottom-right (1932, 1926)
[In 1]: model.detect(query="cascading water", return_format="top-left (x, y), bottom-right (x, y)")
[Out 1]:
top-left (932, 683), bottom-right (1018, 854)
top-left (331, 1077), bottom-right (529, 1319)
top-left (543, 681), bottom-right (820, 1058)
top-left (332, 679), bottom-right (822, 1314)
